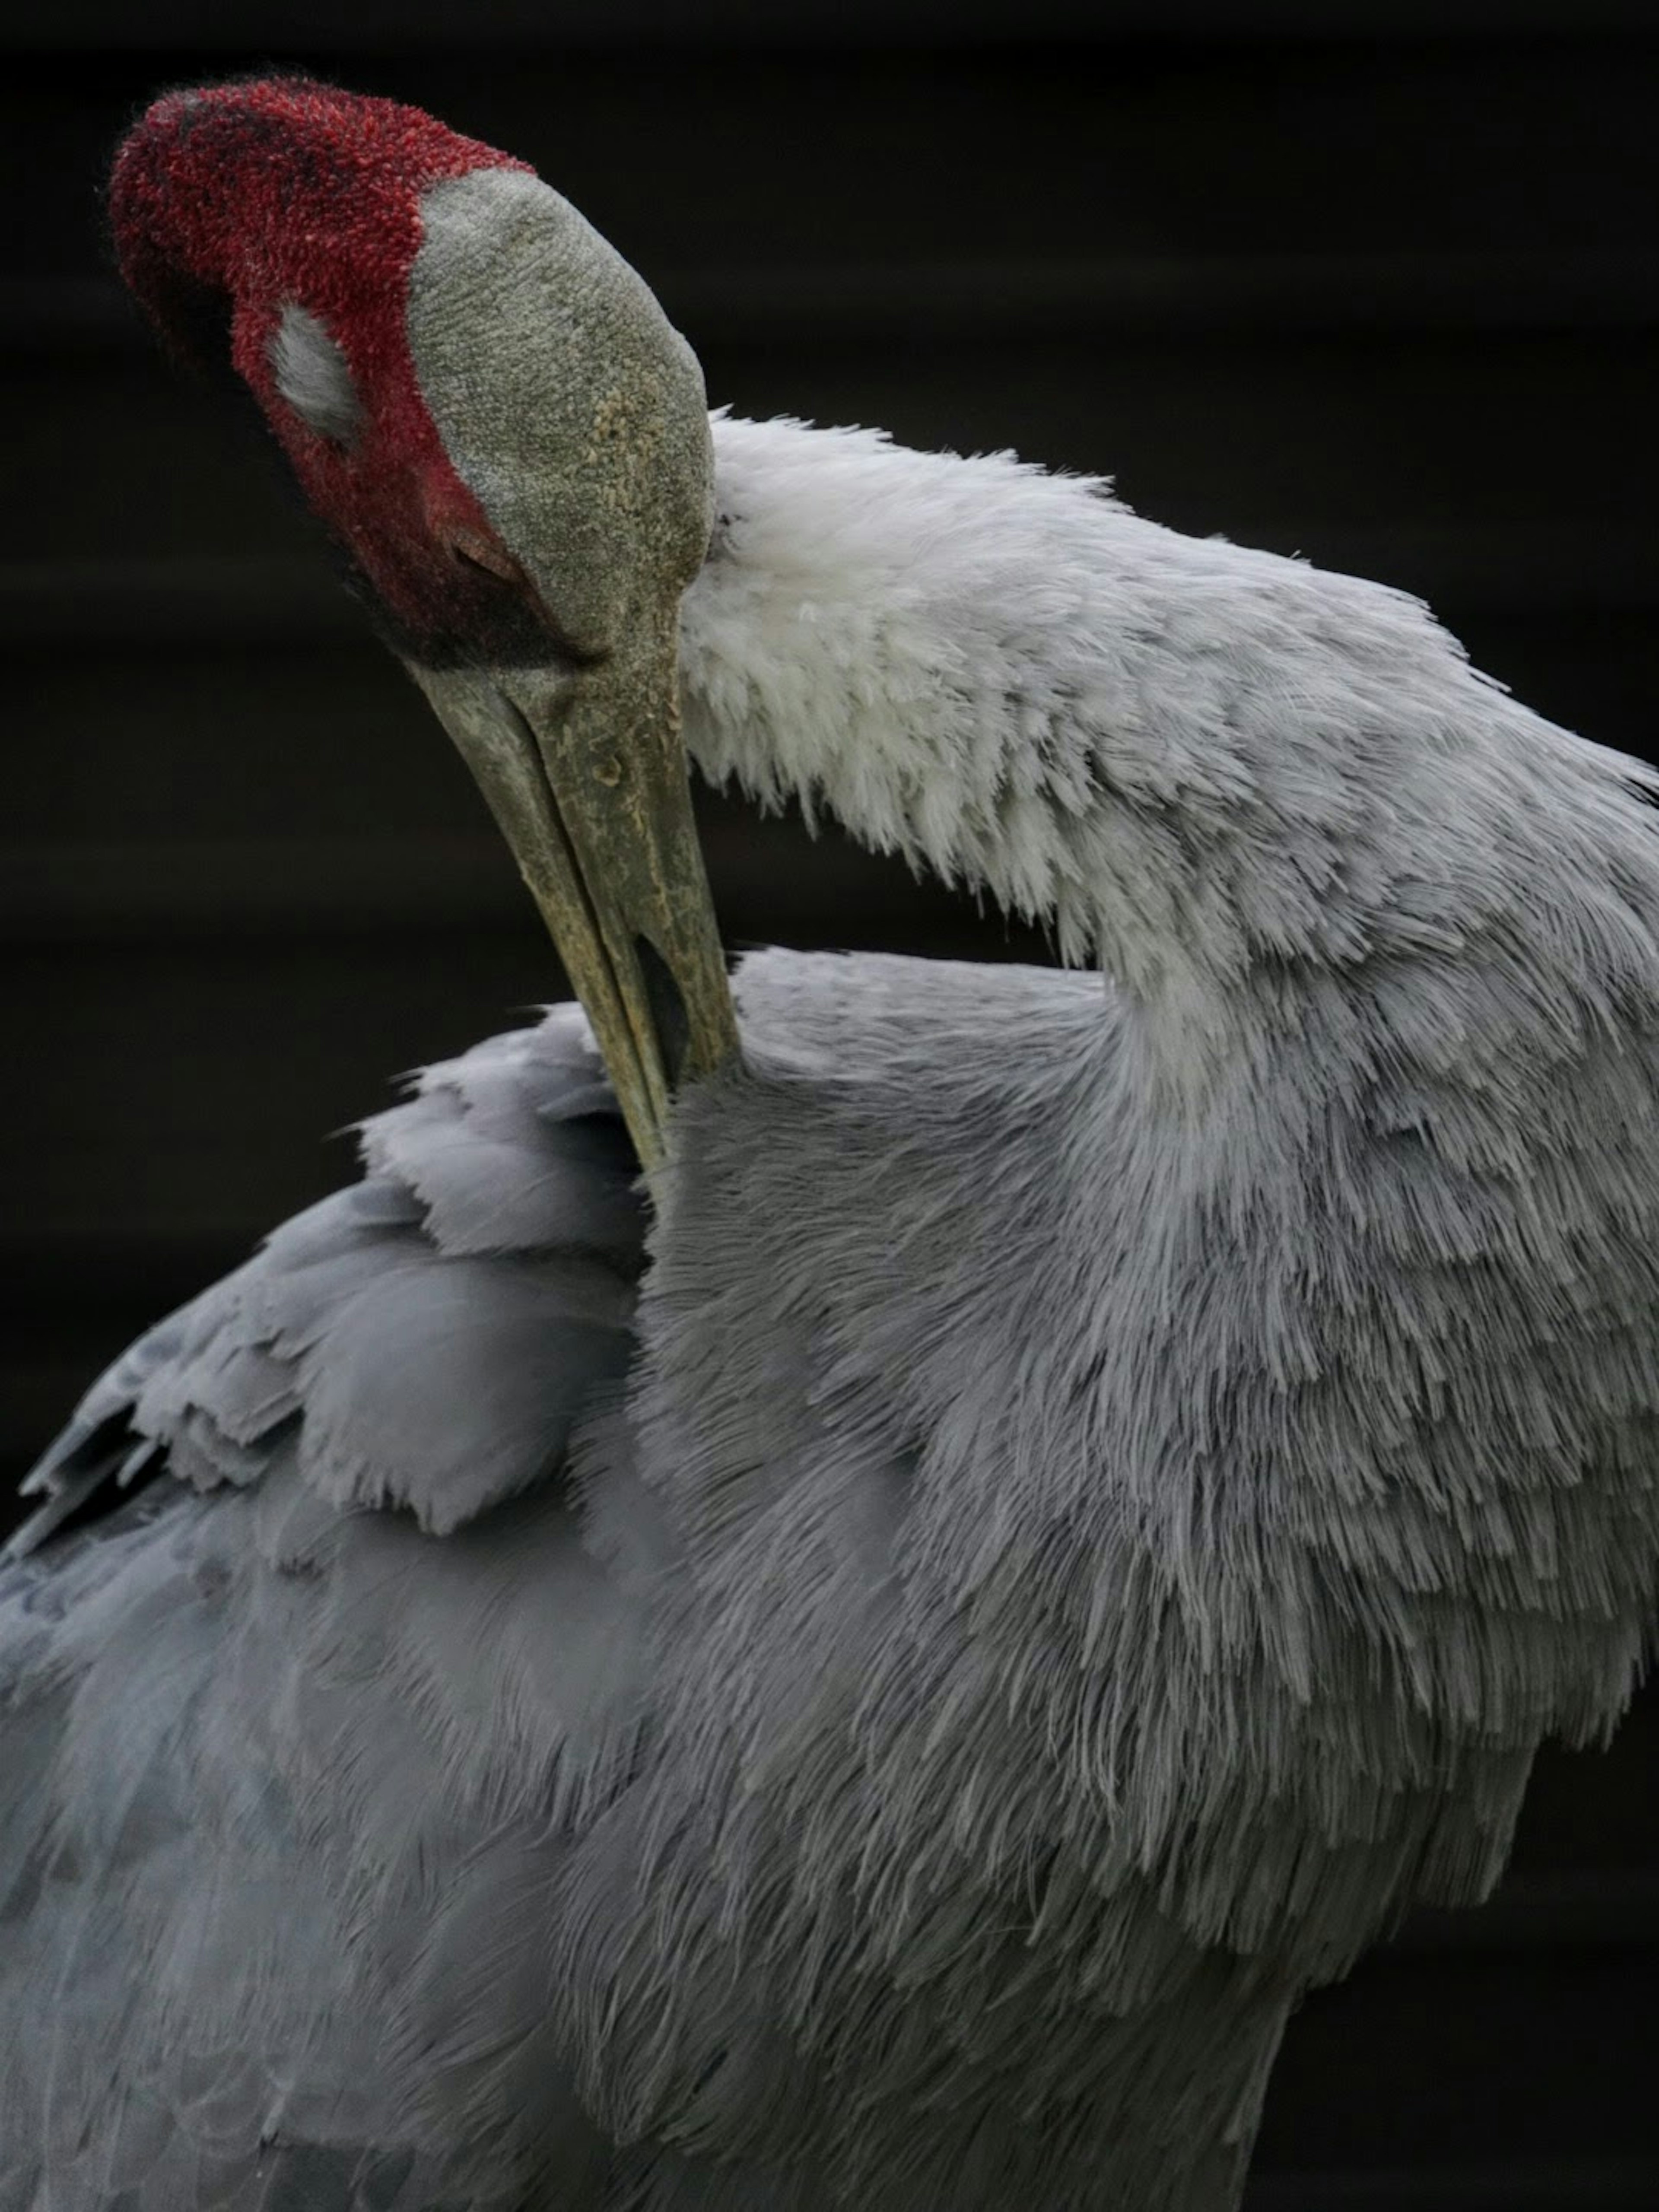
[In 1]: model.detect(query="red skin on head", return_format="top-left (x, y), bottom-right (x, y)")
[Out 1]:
top-left (111, 78), bottom-right (537, 657)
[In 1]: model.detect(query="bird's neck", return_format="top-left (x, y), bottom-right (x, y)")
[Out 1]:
top-left (679, 413), bottom-right (1589, 1090)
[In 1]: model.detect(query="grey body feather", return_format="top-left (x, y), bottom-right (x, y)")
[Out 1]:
top-left (6, 939), bottom-right (1659, 2209)
top-left (9, 421), bottom-right (1659, 2206)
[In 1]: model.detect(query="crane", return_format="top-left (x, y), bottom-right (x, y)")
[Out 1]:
top-left (4, 73), bottom-right (1659, 2212)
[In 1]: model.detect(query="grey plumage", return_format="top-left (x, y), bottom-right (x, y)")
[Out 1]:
top-left (1, 1008), bottom-right (642, 2210)
top-left (11, 70), bottom-right (1659, 2212)
top-left (7, 924), bottom-right (1659, 2208)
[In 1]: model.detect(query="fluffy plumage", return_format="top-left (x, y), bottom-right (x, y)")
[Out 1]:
top-left (8, 453), bottom-right (1659, 2196)
top-left (8, 79), bottom-right (1659, 2212)
top-left (686, 416), bottom-right (1659, 1028)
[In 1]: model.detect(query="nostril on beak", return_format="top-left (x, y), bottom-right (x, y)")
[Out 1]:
top-left (634, 935), bottom-right (691, 1094)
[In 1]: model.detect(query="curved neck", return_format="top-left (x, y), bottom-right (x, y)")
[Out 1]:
top-left (677, 414), bottom-right (1644, 1095)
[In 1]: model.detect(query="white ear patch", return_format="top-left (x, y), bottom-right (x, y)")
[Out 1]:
top-left (270, 301), bottom-right (362, 447)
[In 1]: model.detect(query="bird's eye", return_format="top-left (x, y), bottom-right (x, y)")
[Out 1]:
top-left (446, 530), bottom-right (525, 588)
top-left (439, 525), bottom-right (607, 673)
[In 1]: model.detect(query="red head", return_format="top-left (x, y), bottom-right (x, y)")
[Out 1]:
top-left (110, 78), bottom-right (707, 667)
top-left (110, 77), bottom-right (731, 1168)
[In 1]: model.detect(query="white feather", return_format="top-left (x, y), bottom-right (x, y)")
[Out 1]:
top-left (269, 300), bottom-right (362, 448)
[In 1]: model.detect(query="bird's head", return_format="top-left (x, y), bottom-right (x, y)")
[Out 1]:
top-left (111, 75), bottom-right (737, 1169)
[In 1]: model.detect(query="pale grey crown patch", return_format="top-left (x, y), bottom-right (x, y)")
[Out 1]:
top-left (269, 301), bottom-right (362, 448)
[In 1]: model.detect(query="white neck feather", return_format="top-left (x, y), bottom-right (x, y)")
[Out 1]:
top-left (678, 413), bottom-right (1646, 1064)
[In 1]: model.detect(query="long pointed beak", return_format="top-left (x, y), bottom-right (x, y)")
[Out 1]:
top-left (409, 627), bottom-right (740, 1172)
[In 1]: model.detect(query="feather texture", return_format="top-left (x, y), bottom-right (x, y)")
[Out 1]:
top-left (0, 1007), bottom-right (645, 2211)
top-left (7, 923), bottom-right (1659, 2210)
top-left (7, 420), bottom-right (1659, 2209)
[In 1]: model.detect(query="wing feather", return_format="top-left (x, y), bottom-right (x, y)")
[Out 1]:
top-left (0, 1007), bottom-right (650, 2210)
top-left (6, 1004), bottom-right (641, 1560)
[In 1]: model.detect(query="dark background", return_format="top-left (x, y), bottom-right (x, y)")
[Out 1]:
top-left (4, 3), bottom-right (1657, 2205)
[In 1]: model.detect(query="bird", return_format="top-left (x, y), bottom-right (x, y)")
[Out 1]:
top-left (4, 70), bottom-right (1659, 2212)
